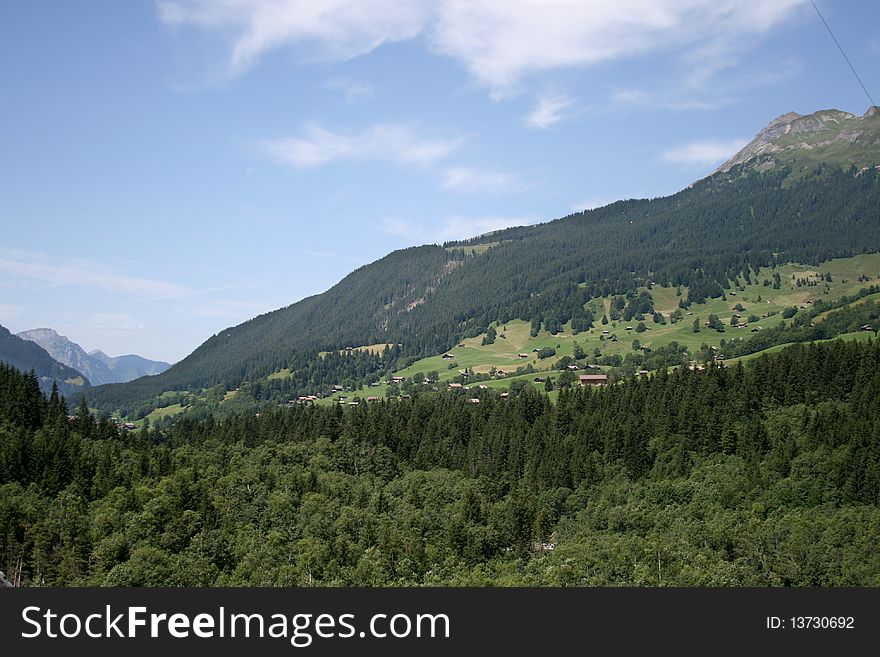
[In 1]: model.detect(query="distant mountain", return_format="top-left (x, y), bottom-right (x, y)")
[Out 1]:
top-left (88, 350), bottom-right (171, 381)
top-left (0, 324), bottom-right (90, 395)
top-left (16, 328), bottom-right (170, 385)
top-left (88, 107), bottom-right (880, 415)
top-left (716, 106), bottom-right (880, 176)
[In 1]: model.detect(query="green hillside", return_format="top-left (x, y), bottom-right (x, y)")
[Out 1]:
top-left (131, 252), bottom-right (880, 424)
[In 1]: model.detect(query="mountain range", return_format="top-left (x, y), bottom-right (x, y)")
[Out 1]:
top-left (0, 324), bottom-right (89, 396)
top-left (77, 106), bottom-right (880, 415)
top-left (15, 328), bottom-right (170, 386)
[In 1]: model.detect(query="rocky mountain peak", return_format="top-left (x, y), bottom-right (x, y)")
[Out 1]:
top-left (715, 106), bottom-right (880, 175)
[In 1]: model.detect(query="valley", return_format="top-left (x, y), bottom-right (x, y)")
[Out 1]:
top-left (131, 252), bottom-right (880, 425)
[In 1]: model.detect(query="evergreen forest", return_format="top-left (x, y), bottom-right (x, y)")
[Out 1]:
top-left (3, 335), bottom-right (879, 586)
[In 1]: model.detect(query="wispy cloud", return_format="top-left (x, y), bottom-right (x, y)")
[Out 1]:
top-left (379, 217), bottom-right (413, 238)
top-left (87, 313), bottom-right (144, 331)
top-left (324, 77), bottom-right (374, 102)
top-left (526, 94), bottom-right (572, 129)
top-left (611, 88), bottom-right (726, 112)
top-left (0, 248), bottom-right (192, 299)
top-left (260, 122), bottom-right (463, 169)
top-left (570, 197), bottom-right (612, 212)
top-left (158, 0), bottom-right (429, 76)
top-left (610, 57), bottom-right (803, 112)
top-left (432, 0), bottom-right (807, 96)
top-left (440, 166), bottom-right (526, 193)
top-left (188, 299), bottom-right (276, 320)
top-left (380, 214), bottom-right (535, 243)
top-left (661, 138), bottom-right (749, 167)
top-left (158, 0), bottom-right (808, 96)
top-left (0, 303), bottom-right (22, 322)
top-left (430, 215), bottom-right (535, 242)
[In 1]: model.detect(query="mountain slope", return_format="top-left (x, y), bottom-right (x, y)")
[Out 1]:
top-left (16, 328), bottom-right (170, 385)
top-left (0, 324), bottom-right (90, 395)
top-left (87, 108), bottom-right (880, 413)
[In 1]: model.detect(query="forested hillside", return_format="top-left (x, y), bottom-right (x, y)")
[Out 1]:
top-left (87, 163), bottom-right (880, 415)
top-left (0, 325), bottom-right (89, 396)
top-left (3, 338), bottom-right (879, 586)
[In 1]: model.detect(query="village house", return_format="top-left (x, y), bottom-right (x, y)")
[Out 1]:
top-left (579, 374), bottom-right (609, 386)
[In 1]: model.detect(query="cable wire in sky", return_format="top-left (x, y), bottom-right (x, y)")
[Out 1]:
top-left (809, 0), bottom-right (876, 109)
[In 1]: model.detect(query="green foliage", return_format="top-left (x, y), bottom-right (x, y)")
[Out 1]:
top-left (2, 337), bottom-right (880, 586)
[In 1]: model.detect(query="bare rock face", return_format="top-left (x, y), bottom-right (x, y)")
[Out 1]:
top-left (715, 111), bottom-right (802, 172)
top-left (715, 107), bottom-right (880, 175)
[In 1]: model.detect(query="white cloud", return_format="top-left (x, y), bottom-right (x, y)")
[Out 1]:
top-left (429, 215), bottom-right (535, 242)
top-left (379, 217), bottom-right (414, 237)
top-left (88, 312), bottom-right (142, 330)
top-left (526, 94), bottom-right (572, 129)
top-left (324, 77), bottom-right (374, 102)
top-left (189, 299), bottom-right (274, 320)
top-left (380, 215), bottom-right (535, 243)
top-left (0, 304), bottom-right (22, 322)
top-left (440, 166), bottom-right (525, 193)
top-left (431, 0), bottom-right (807, 96)
top-left (611, 88), bottom-right (726, 112)
top-left (661, 138), bottom-right (749, 166)
top-left (570, 197), bottom-right (612, 212)
top-left (158, 0), bottom-right (429, 75)
top-left (611, 57), bottom-right (803, 112)
top-left (0, 248), bottom-right (192, 299)
top-left (158, 1), bottom-right (808, 95)
top-left (261, 122), bottom-right (463, 169)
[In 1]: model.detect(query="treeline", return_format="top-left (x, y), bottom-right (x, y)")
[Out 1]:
top-left (2, 338), bottom-right (879, 586)
top-left (86, 164), bottom-right (880, 414)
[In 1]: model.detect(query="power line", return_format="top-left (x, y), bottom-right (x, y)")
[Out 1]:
top-left (809, 0), bottom-right (876, 109)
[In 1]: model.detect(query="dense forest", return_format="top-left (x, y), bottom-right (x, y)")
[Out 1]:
top-left (86, 164), bottom-right (880, 415)
top-left (3, 336), bottom-right (879, 586)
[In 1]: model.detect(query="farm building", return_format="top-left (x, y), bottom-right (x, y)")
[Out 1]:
top-left (579, 374), bottom-right (609, 386)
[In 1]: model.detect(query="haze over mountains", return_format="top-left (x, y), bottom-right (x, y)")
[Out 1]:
top-left (84, 107), bottom-right (880, 416)
top-left (15, 328), bottom-right (170, 386)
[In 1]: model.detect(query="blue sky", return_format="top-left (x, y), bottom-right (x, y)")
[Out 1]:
top-left (1, 0), bottom-right (878, 363)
